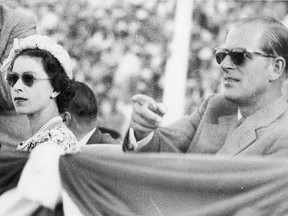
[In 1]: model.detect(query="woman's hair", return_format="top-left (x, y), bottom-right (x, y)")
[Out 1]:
top-left (12, 48), bottom-right (75, 113)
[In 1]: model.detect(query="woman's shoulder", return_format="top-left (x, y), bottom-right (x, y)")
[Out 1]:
top-left (47, 126), bottom-right (80, 154)
top-left (49, 125), bottom-right (74, 137)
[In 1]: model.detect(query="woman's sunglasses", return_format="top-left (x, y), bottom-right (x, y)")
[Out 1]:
top-left (215, 47), bottom-right (276, 66)
top-left (6, 72), bottom-right (50, 87)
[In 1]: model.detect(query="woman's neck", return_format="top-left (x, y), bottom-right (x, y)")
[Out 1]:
top-left (28, 111), bottom-right (60, 135)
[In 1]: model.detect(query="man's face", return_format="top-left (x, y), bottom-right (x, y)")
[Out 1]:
top-left (219, 25), bottom-right (274, 105)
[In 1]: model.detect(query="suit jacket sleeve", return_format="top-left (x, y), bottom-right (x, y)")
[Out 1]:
top-left (123, 95), bottom-right (213, 153)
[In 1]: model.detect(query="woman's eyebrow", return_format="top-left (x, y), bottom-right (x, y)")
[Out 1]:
top-left (11, 70), bottom-right (36, 74)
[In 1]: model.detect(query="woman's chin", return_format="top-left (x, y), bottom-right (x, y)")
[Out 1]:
top-left (14, 108), bottom-right (29, 115)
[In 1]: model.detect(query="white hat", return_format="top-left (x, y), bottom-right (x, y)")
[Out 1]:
top-left (1, 34), bottom-right (73, 78)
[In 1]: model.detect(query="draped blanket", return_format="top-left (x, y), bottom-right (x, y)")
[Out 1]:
top-left (0, 150), bottom-right (28, 195)
top-left (1, 145), bottom-right (288, 216)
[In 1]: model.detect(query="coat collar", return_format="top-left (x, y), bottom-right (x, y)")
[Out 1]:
top-left (217, 96), bottom-right (288, 156)
top-left (87, 128), bottom-right (102, 144)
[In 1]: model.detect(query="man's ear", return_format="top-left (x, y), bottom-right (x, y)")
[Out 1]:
top-left (270, 57), bottom-right (286, 81)
top-left (62, 111), bottom-right (72, 126)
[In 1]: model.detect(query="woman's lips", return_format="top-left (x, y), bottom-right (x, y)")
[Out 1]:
top-left (14, 97), bottom-right (27, 101)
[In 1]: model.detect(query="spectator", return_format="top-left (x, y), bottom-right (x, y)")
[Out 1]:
top-left (0, 4), bottom-right (36, 150)
top-left (123, 16), bottom-right (288, 157)
top-left (62, 80), bottom-right (120, 145)
top-left (1, 34), bottom-right (80, 153)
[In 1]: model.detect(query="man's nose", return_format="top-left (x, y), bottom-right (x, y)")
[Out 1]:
top-left (220, 55), bottom-right (235, 70)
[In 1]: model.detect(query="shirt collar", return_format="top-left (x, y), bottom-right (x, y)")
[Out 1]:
top-left (237, 109), bottom-right (242, 120)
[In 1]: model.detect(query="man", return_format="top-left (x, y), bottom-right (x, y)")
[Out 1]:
top-left (62, 81), bottom-right (120, 146)
top-left (123, 16), bottom-right (288, 157)
top-left (0, 4), bottom-right (36, 150)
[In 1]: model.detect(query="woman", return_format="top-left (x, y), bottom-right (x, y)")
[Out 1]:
top-left (1, 34), bottom-right (80, 153)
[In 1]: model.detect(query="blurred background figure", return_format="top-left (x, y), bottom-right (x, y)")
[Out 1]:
top-left (112, 44), bottom-right (142, 140)
top-left (0, 2), bottom-right (36, 150)
top-left (114, 45), bottom-right (142, 104)
top-left (62, 81), bottom-right (120, 146)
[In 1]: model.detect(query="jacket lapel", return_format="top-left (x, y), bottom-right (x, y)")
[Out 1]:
top-left (87, 128), bottom-right (101, 145)
top-left (216, 96), bottom-right (288, 156)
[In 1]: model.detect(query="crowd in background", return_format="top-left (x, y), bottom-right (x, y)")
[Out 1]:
top-left (4, 0), bottom-right (288, 138)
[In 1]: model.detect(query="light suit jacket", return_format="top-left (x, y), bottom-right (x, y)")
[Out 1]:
top-left (124, 95), bottom-right (288, 157)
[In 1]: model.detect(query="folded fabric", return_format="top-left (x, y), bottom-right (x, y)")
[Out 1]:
top-left (2, 145), bottom-right (288, 215)
top-left (60, 149), bottom-right (288, 216)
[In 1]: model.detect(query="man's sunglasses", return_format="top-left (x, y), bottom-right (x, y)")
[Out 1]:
top-left (215, 47), bottom-right (277, 66)
top-left (6, 72), bottom-right (50, 87)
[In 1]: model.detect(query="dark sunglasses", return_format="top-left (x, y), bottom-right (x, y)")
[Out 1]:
top-left (215, 47), bottom-right (276, 66)
top-left (6, 72), bottom-right (50, 87)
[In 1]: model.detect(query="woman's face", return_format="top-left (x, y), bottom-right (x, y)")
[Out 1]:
top-left (9, 55), bottom-right (56, 116)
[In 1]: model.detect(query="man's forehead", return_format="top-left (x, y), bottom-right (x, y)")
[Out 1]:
top-left (224, 24), bottom-right (264, 49)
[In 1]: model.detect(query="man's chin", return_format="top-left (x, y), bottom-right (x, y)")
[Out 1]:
top-left (223, 93), bottom-right (250, 106)
top-left (223, 93), bottom-right (239, 103)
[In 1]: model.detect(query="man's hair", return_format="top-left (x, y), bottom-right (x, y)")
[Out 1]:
top-left (66, 81), bottom-right (98, 123)
top-left (235, 16), bottom-right (288, 73)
